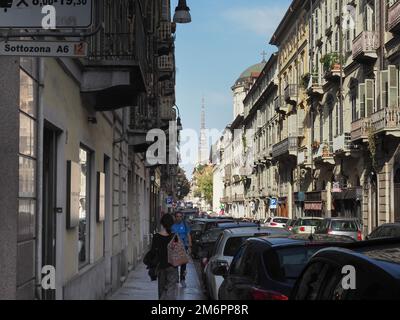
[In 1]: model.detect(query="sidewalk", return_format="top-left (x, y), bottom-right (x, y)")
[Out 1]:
top-left (109, 260), bottom-right (206, 300)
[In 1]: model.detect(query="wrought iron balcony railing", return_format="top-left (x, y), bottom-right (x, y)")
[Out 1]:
top-left (352, 31), bottom-right (379, 63)
top-left (272, 136), bottom-right (298, 159)
top-left (351, 118), bottom-right (371, 142)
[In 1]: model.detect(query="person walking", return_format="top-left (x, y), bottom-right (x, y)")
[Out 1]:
top-left (148, 213), bottom-right (179, 300)
top-left (172, 212), bottom-right (192, 288)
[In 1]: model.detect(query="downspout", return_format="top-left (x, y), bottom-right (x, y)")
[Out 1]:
top-left (35, 57), bottom-right (45, 300)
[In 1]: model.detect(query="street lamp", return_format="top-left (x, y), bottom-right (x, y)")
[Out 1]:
top-left (173, 104), bottom-right (183, 131)
top-left (173, 0), bottom-right (191, 24)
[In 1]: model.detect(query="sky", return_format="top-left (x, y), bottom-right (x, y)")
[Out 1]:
top-left (174, 0), bottom-right (292, 177)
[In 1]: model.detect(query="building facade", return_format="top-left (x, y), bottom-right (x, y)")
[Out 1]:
top-left (215, 0), bottom-right (400, 232)
top-left (0, 0), bottom-right (181, 300)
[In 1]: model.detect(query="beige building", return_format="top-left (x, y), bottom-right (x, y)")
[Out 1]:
top-left (217, 0), bottom-right (400, 232)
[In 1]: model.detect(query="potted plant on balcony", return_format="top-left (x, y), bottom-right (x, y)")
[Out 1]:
top-left (320, 52), bottom-right (344, 73)
top-left (312, 140), bottom-right (320, 152)
top-left (322, 141), bottom-right (330, 157)
top-left (301, 73), bottom-right (311, 90)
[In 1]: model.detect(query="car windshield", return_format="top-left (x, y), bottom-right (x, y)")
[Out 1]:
top-left (263, 246), bottom-right (322, 282)
top-left (273, 218), bottom-right (288, 224)
top-left (330, 220), bottom-right (359, 232)
top-left (299, 219), bottom-right (321, 226)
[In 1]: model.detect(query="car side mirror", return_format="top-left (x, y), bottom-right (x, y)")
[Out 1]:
top-left (212, 264), bottom-right (228, 277)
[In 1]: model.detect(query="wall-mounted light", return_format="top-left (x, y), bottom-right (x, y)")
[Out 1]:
top-left (173, 0), bottom-right (191, 24)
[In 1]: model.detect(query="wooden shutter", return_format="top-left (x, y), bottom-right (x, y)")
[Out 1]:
top-left (359, 83), bottom-right (366, 118)
top-left (388, 65), bottom-right (399, 109)
top-left (365, 79), bottom-right (374, 117)
top-left (380, 70), bottom-right (388, 110)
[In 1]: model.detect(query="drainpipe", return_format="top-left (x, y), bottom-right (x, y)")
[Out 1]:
top-left (379, 0), bottom-right (385, 71)
top-left (35, 57), bottom-right (45, 300)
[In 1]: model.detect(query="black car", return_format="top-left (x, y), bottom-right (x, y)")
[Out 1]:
top-left (366, 223), bottom-right (400, 240)
top-left (291, 237), bottom-right (400, 300)
top-left (190, 219), bottom-right (235, 258)
top-left (217, 235), bottom-right (355, 300)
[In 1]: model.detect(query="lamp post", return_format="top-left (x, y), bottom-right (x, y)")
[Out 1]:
top-left (173, 0), bottom-right (192, 24)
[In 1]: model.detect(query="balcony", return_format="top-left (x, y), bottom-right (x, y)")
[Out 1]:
top-left (371, 106), bottom-right (400, 137)
top-left (157, 21), bottom-right (175, 56)
top-left (333, 133), bottom-right (352, 154)
top-left (352, 31), bottom-right (378, 63)
top-left (159, 97), bottom-right (176, 121)
top-left (313, 142), bottom-right (334, 165)
top-left (233, 194), bottom-right (245, 202)
top-left (306, 74), bottom-right (324, 97)
top-left (284, 84), bottom-right (298, 105)
top-left (81, 0), bottom-right (148, 111)
top-left (274, 96), bottom-right (288, 114)
top-left (297, 148), bottom-right (311, 167)
top-left (351, 118), bottom-right (371, 142)
top-left (272, 137), bottom-right (298, 160)
top-left (388, 0), bottom-right (400, 33)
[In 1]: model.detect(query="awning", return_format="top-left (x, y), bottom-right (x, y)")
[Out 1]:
top-left (332, 187), bottom-right (363, 200)
top-left (304, 202), bottom-right (323, 211)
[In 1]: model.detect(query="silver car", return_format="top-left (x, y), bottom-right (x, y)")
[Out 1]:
top-left (315, 217), bottom-right (363, 241)
top-left (203, 226), bottom-right (290, 300)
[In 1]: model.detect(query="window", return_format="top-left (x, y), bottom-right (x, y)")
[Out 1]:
top-left (79, 147), bottom-right (91, 267)
top-left (224, 236), bottom-right (250, 257)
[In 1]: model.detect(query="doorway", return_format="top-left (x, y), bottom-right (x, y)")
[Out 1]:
top-left (42, 124), bottom-right (59, 300)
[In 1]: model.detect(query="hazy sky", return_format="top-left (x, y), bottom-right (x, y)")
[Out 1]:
top-left (174, 0), bottom-right (291, 176)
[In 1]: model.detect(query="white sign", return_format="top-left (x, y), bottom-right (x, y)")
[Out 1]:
top-left (0, 0), bottom-right (93, 29)
top-left (0, 40), bottom-right (88, 57)
top-left (270, 198), bottom-right (277, 210)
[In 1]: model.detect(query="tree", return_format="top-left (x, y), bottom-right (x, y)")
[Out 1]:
top-left (193, 165), bottom-right (213, 205)
top-left (176, 167), bottom-right (190, 200)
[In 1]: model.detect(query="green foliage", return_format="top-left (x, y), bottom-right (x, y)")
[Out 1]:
top-left (301, 73), bottom-right (311, 89)
top-left (367, 127), bottom-right (377, 170)
top-left (176, 167), bottom-right (190, 200)
top-left (320, 53), bottom-right (344, 72)
top-left (193, 165), bottom-right (213, 205)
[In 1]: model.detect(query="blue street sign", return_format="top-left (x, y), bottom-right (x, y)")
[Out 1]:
top-left (270, 198), bottom-right (277, 210)
top-left (166, 196), bottom-right (173, 205)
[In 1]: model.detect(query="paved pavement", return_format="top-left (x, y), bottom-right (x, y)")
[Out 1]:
top-left (109, 259), bottom-right (206, 300)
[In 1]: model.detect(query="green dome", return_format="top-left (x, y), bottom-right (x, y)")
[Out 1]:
top-left (235, 62), bottom-right (266, 86)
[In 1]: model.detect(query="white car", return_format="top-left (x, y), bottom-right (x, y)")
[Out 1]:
top-left (203, 226), bottom-right (291, 300)
top-left (262, 216), bottom-right (289, 228)
top-left (292, 217), bottom-right (324, 234)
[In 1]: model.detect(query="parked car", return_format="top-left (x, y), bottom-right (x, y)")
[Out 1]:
top-left (197, 222), bottom-right (259, 263)
top-left (262, 217), bottom-right (289, 228)
top-left (292, 217), bottom-right (323, 234)
top-left (217, 235), bottom-right (355, 300)
top-left (285, 219), bottom-right (297, 232)
top-left (367, 223), bottom-right (400, 240)
top-left (204, 227), bottom-right (291, 300)
top-left (314, 217), bottom-right (363, 241)
top-left (291, 237), bottom-right (400, 300)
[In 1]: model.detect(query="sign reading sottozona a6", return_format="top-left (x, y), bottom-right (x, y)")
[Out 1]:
top-left (0, 0), bottom-right (93, 29)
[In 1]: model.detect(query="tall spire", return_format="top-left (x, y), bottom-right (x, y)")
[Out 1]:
top-left (198, 96), bottom-right (208, 165)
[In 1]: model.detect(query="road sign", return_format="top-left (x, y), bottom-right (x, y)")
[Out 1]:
top-left (0, 40), bottom-right (87, 57)
top-left (270, 198), bottom-right (277, 210)
top-left (0, 0), bottom-right (93, 29)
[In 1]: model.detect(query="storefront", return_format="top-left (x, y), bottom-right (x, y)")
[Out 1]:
top-left (277, 197), bottom-right (288, 217)
top-left (332, 187), bottom-right (362, 219)
top-left (294, 192), bottom-right (305, 218)
top-left (304, 191), bottom-right (326, 217)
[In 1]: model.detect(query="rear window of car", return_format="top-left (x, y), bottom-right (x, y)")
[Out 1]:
top-left (299, 219), bottom-right (321, 226)
top-left (223, 237), bottom-right (249, 256)
top-left (263, 246), bottom-right (322, 282)
top-left (273, 218), bottom-right (289, 224)
top-left (330, 220), bottom-right (359, 232)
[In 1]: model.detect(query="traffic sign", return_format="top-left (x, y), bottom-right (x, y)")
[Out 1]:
top-left (0, 0), bottom-right (93, 29)
top-left (0, 40), bottom-right (88, 57)
top-left (270, 198), bottom-right (277, 210)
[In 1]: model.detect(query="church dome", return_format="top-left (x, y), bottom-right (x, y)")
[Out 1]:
top-left (234, 62), bottom-right (266, 87)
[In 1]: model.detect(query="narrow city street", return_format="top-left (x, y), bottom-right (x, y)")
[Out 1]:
top-left (110, 260), bottom-right (206, 301)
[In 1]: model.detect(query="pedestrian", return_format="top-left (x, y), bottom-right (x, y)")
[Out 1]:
top-left (148, 213), bottom-right (179, 300)
top-left (172, 212), bottom-right (192, 288)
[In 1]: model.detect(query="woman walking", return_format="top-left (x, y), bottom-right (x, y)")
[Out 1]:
top-left (150, 214), bottom-right (179, 300)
